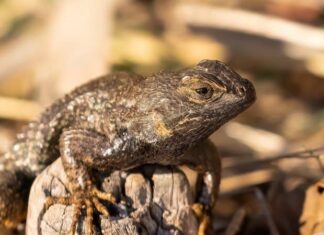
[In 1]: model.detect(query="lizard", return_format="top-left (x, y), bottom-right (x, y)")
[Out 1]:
top-left (0, 59), bottom-right (256, 234)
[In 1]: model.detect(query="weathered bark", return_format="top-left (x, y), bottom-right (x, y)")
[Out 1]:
top-left (26, 159), bottom-right (198, 235)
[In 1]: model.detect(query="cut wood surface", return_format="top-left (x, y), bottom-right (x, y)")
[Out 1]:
top-left (26, 159), bottom-right (198, 235)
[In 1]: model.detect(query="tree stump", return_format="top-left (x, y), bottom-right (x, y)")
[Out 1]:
top-left (26, 159), bottom-right (198, 235)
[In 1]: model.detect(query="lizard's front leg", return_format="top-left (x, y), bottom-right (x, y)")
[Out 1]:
top-left (183, 139), bottom-right (221, 235)
top-left (43, 129), bottom-right (117, 235)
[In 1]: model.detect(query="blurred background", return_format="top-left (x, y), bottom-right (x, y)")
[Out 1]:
top-left (0, 0), bottom-right (323, 234)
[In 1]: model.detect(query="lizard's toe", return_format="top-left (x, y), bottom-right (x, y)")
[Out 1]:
top-left (42, 188), bottom-right (116, 235)
top-left (92, 197), bottom-right (109, 217)
top-left (192, 203), bottom-right (211, 235)
top-left (44, 196), bottom-right (72, 209)
top-left (92, 188), bottom-right (116, 203)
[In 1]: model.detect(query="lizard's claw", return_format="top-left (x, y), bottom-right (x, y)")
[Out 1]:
top-left (192, 203), bottom-right (211, 235)
top-left (44, 188), bottom-right (116, 235)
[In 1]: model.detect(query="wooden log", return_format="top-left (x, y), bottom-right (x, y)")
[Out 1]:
top-left (26, 159), bottom-right (198, 235)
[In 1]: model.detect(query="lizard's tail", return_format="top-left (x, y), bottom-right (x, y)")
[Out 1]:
top-left (0, 167), bottom-right (33, 228)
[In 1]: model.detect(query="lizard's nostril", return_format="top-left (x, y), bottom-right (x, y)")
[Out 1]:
top-left (235, 86), bottom-right (246, 97)
top-left (240, 86), bottom-right (246, 94)
top-left (242, 78), bottom-right (256, 103)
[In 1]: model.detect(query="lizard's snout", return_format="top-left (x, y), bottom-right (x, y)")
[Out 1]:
top-left (235, 78), bottom-right (256, 104)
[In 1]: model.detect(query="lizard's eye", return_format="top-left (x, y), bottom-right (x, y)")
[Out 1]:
top-left (179, 76), bottom-right (222, 103)
top-left (191, 83), bottom-right (214, 99)
top-left (195, 86), bottom-right (213, 98)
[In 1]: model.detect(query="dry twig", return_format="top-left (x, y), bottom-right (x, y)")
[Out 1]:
top-left (254, 189), bottom-right (280, 235)
top-left (175, 3), bottom-right (324, 51)
top-left (0, 96), bottom-right (40, 121)
top-left (224, 147), bottom-right (324, 171)
top-left (225, 208), bottom-right (246, 235)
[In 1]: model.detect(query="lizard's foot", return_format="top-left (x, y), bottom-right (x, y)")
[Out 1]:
top-left (192, 203), bottom-right (211, 235)
top-left (44, 188), bottom-right (116, 235)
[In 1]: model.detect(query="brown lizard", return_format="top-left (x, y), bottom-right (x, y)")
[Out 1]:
top-left (0, 59), bottom-right (256, 234)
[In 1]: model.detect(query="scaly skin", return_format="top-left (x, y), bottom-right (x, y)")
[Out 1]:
top-left (0, 60), bottom-right (256, 234)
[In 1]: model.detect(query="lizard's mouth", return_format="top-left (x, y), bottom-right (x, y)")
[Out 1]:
top-left (211, 78), bottom-right (256, 126)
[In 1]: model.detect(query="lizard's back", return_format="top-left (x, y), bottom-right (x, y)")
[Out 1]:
top-left (0, 72), bottom-right (143, 227)
top-left (1, 71), bottom-right (143, 176)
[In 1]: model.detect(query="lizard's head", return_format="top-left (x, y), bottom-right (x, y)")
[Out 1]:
top-left (136, 59), bottom-right (255, 147)
top-left (174, 59), bottom-right (255, 135)
top-left (176, 59), bottom-right (255, 106)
